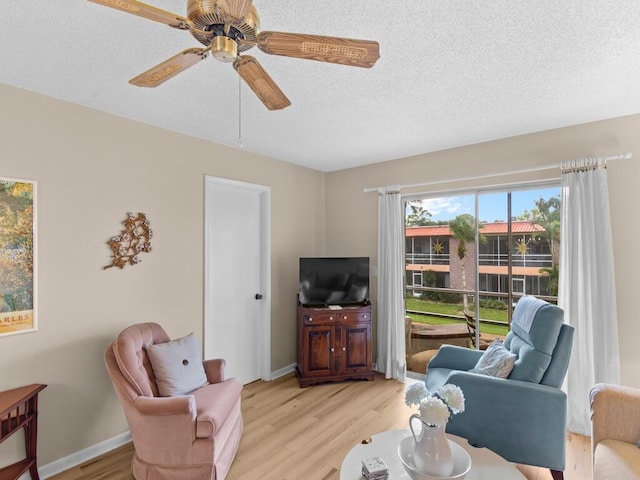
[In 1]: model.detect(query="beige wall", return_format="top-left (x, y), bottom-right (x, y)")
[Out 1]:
top-left (0, 83), bottom-right (325, 466)
top-left (2, 82), bottom-right (639, 470)
top-left (326, 114), bottom-right (640, 390)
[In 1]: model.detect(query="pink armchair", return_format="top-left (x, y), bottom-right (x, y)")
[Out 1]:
top-left (105, 322), bottom-right (243, 480)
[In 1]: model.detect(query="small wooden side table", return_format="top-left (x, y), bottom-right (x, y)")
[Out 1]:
top-left (0, 384), bottom-right (47, 480)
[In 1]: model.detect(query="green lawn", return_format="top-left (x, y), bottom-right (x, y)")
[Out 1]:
top-left (405, 297), bottom-right (509, 336)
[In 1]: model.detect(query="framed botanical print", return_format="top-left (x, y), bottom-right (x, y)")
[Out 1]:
top-left (0, 177), bottom-right (36, 336)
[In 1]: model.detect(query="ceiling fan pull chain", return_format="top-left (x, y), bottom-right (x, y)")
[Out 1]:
top-left (238, 73), bottom-right (243, 149)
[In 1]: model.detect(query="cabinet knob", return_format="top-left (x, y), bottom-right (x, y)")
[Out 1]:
top-left (308, 317), bottom-right (313, 322)
top-left (331, 347), bottom-right (335, 352)
top-left (342, 347), bottom-right (346, 351)
top-left (329, 316), bottom-right (333, 320)
top-left (343, 315), bottom-right (347, 320)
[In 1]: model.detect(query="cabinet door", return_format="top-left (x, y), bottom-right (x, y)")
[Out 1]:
top-left (342, 324), bottom-right (371, 372)
top-left (302, 325), bottom-right (334, 377)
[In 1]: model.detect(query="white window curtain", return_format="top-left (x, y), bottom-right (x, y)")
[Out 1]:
top-left (559, 156), bottom-right (620, 436)
top-left (375, 188), bottom-right (406, 379)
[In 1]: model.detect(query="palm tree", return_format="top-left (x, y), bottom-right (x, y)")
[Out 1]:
top-left (449, 214), bottom-right (482, 311)
top-left (533, 196), bottom-right (561, 296)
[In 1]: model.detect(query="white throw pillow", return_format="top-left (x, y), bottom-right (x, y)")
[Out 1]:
top-left (469, 339), bottom-right (517, 378)
top-left (146, 333), bottom-right (208, 396)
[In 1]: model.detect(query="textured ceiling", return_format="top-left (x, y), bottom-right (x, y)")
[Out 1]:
top-left (2, 1), bottom-right (640, 172)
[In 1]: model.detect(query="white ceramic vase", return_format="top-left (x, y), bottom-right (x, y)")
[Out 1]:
top-left (409, 414), bottom-right (454, 477)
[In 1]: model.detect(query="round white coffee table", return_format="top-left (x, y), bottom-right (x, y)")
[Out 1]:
top-left (340, 429), bottom-right (526, 479)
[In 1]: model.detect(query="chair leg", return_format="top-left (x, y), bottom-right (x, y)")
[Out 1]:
top-left (550, 469), bottom-right (564, 480)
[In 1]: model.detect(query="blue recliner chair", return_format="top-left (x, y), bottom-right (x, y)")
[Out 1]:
top-left (425, 296), bottom-right (574, 480)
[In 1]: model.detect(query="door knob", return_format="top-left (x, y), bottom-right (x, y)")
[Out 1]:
top-left (255, 293), bottom-right (263, 300)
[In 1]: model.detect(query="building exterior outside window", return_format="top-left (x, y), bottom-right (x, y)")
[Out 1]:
top-left (406, 221), bottom-right (554, 302)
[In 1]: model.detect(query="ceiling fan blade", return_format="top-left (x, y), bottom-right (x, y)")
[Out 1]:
top-left (129, 48), bottom-right (209, 87)
top-left (233, 56), bottom-right (291, 111)
top-left (257, 31), bottom-right (380, 68)
top-left (88, 0), bottom-right (193, 30)
top-left (216, 0), bottom-right (253, 25)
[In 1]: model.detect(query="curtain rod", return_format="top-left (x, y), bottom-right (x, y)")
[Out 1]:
top-left (363, 152), bottom-right (632, 193)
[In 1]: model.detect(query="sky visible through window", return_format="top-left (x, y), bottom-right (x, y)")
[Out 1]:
top-left (411, 186), bottom-right (560, 223)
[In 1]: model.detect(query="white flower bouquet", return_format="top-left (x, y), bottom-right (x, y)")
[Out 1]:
top-left (405, 383), bottom-right (465, 427)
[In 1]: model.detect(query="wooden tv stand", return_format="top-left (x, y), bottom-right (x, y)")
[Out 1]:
top-left (296, 301), bottom-right (374, 387)
top-left (0, 384), bottom-right (47, 480)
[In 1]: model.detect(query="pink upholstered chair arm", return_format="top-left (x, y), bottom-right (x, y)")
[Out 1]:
top-left (131, 395), bottom-right (208, 465)
top-left (134, 394), bottom-right (196, 417)
top-left (590, 383), bottom-right (640, 453)
top-left (203, 358), bottom-right (226, 384)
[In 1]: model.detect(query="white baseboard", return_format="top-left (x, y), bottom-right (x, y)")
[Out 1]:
top-left (38, 366), bottom-right (295, 478)
top-left (39, 431), bottom-right (132, 479)
top-left (270, 363), bottom-right (296, 380)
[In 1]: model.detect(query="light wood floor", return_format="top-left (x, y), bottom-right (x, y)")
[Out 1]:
top-left (48, 373), bottom-right (592, 480)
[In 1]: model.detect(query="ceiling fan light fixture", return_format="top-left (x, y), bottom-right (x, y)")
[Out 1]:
top-left (211, 35), bottom-right (238, 62)
top-left (186, 0), bottom-right (259, 49)
top-left (216, 0), bottom-right (254, 25)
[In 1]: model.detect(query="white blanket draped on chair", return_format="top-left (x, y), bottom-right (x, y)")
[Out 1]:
top-left (375, 187), bottom-right (406, 379)
top-left (559, 156), bottom-right (620, 436)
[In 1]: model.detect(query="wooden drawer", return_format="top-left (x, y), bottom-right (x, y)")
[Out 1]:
top-left (302, 312), bottom-right (339, 325)
top-left (336, 310), bottom-right (370, 324)
top-left (303, 310), bottom-right (370, 325)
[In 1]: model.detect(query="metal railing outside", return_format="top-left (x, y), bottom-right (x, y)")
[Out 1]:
top-left (406, 252), bottom-right (553, 268)
top-left (405, 253), bottom-right (450, 265)
top-left (478, 253), bottom-right (553, 268)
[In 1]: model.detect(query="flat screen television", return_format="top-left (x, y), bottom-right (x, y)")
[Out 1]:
top-left (298, 257), bottom-right (370, 307)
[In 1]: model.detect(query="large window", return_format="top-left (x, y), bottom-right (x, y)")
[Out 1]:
top-left (404, 184), bottom-right (560, 375)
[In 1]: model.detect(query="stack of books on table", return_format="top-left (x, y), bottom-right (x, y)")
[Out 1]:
top-left (361, 456), bottom-right (389, 480)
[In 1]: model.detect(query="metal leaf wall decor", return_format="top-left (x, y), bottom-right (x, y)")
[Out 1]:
top-left (104, 212), bottom-right (153, 270)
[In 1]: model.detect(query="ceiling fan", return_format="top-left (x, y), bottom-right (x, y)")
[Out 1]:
top-left (87, 0), bottom-right (380, 110)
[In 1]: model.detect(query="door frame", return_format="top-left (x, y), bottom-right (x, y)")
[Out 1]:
top-left (203, 175), bottom-right (272, 382)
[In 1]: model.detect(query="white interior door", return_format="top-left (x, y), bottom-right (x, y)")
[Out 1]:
top-left (204, 176), bottom-right (271, 384)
